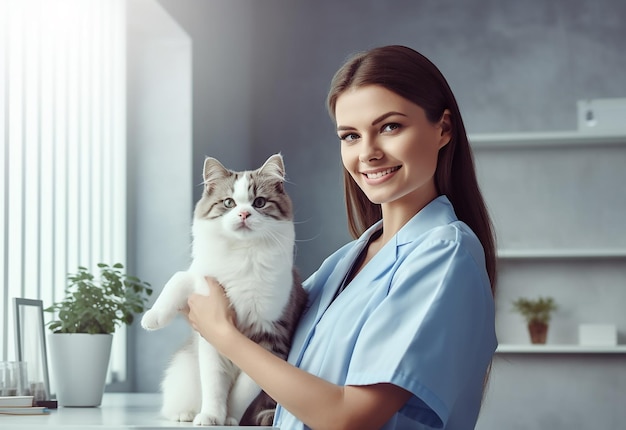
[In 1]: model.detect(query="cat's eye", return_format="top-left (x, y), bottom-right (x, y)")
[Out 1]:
top-left (253, 197), bottom-right (266, 208)
top-left (223, 198), bottom-right (236, 208)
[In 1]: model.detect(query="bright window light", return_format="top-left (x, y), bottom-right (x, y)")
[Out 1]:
top-left (1, 0), bottom-right (127, 387)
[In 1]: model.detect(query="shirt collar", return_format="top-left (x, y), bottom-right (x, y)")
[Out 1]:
top-left (395, 195), bottom-right (458, 246)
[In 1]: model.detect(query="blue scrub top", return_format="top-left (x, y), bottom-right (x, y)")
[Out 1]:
top-left (273, 195), bottom-right (497, 430)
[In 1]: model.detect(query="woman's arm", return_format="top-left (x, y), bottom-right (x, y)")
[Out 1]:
top-left (187, 278), bottom-right (411, 430)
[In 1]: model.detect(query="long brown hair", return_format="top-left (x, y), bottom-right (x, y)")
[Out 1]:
top-left (327, 45), bottom-right (497, 294)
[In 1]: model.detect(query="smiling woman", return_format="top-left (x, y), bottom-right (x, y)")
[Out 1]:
top-left (327, 46), bottom-right (496, 290)
top-left (336, 86), bottom-right (451, 224)
top-left (185, 45), bottom-right (498, 430)
top-left (0, 0), bottom-right (127, 386)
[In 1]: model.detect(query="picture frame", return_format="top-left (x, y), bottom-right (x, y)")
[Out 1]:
top-left (13, 298), bottom-right (51, 404)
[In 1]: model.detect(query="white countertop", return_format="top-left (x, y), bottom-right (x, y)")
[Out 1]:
top-left (0, 393), bottom-right (277, 429)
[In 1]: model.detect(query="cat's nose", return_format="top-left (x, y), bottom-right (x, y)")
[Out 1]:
top-left (239, 210), bottom-right (251, 220)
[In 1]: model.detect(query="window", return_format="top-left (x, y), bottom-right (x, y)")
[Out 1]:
top-left (1, 0), bottom-right (127, 385)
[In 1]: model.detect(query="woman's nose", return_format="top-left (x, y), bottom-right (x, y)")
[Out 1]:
top-left (359, 137), bottom-right (383, 162)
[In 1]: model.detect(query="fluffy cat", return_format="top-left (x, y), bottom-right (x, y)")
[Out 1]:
top-left (141, 153), bottom-right (307, 426)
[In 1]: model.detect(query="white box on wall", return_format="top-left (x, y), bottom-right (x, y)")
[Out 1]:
top-left (578, 324), bottom-right (617, 346)
top-left (577, 98), bottom-right (626, 132)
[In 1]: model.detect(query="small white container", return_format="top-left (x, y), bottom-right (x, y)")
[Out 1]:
top-left (577, 98), bottom-right (626, 132)
top-left (578, 324), bottom-right (617, 346)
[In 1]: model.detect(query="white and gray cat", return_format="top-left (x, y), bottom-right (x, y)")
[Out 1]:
top-left (141, 153), bottom-right (307, 426)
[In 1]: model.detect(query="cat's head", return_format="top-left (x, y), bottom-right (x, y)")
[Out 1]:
top-left (193, 153), bottom-right (293, 240)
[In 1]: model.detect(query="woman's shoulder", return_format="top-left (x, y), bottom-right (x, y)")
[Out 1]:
top-left (399, 219), bottom-right (487, 279)
top-left (421, 220), bottom-right (481, 249)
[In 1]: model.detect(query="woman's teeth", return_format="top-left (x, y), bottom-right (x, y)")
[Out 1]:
top-left (365, 166), bottom-right (400, 179)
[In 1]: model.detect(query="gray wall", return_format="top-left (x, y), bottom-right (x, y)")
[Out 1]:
top-left (147, 0), bottom-right (626, 284)
top-left (126, 0), bottom-right (193, 393)
top-left (128, 1), bottom-right (626, 428)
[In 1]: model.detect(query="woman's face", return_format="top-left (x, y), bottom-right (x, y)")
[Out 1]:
top-left (335, 85), bottom-right (450, 212)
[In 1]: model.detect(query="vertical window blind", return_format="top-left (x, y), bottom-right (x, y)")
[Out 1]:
top-left (1, 0), bottom-right (127, 384)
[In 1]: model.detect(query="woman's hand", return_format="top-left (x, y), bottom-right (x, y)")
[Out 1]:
top-left (187, 277), bottom-right (238, 350)
top-left (188, 277), bottom-right (411, 429)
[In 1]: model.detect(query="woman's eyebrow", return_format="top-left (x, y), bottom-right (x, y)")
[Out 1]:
top-left (371, 111), bottom-right (407, 126)
top-left (337, 111), bottom-right (408, 132)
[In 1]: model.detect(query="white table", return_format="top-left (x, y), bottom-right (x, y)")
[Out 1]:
top-left (0, 393), bottom-right (277, 429)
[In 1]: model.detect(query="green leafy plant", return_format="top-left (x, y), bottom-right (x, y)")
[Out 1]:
top-left (45, 263), bottom-right (153, 334)
top-left (512, 296), bottom-right (557, 325)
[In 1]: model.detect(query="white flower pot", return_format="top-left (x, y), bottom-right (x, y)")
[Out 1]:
top-left (47, 333), bottom-right (113, 407)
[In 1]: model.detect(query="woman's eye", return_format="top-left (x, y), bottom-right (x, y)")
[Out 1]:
top-left (382, 123), bottom-right (401, 133)
top-left (339, 132), bottom-right (359, 142)
top-left (223, 198), bottom-right (236, 208)
top-left (253, 197), bottom-right (266, 208)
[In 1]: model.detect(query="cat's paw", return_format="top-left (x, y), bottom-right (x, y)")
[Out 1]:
top-left (141, 307), bottom-right (176, 331)
top-left (256, 410), bottom-right (275, 426)
top-left (193, 412), bottom-right (222, 426)
top-left (225, 416), bottom-right (239, 426)
top-left (163, 411), bottom-right (195, 422)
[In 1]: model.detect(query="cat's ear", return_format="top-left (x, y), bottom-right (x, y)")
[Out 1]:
top-left (259, 153), bottom-right (285, 182)
top-left (203, 157), bottom-right (230, 192)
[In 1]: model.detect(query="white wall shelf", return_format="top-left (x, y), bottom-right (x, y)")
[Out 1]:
top-left (469, 130), bottom-right (626, 149)
top-left (497, 249), bottom-right (626, 260)
top-left (474, 130), bottom-right (626, 361)
top-left (496, 344), bottom-right (626, 354)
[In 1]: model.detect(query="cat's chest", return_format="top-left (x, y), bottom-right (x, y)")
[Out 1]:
top-left (191, 245), bottom-right (276, 277)
top-left (189, 235), bottom-right (294, 325)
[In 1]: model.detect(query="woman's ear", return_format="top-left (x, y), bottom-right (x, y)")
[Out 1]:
top-left (438, 109), bottom-right (452, 148)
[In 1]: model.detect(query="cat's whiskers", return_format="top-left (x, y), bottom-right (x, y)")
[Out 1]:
top-left (294, 234), bottom-right (321, 243)
top-left (292, 219), bottom-right (311, 225)
top-left (261, 229), bottom-right (292, 256)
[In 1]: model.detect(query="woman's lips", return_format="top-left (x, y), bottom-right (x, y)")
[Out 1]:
top-left (362, 166), bottom-right (401, 179)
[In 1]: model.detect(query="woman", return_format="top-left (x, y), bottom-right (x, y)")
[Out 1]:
top-left (188, 45), bottom-right (497, 430)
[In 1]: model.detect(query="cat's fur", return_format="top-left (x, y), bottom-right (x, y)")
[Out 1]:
top-left (141, 153), bottom-right (307, 426)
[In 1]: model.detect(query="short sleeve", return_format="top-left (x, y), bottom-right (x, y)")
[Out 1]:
top-left (344, 230), bottom-right (496, 427)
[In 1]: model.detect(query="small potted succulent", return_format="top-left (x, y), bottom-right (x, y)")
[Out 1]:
top-left (45, 263), bottom-right (152, 406)
top-left (512, 296), bottom-right (557, 344)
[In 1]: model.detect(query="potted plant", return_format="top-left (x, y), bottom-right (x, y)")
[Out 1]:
top-left (512, 296), bottom-right (557, 344)
top-left (45, 263), bottom-right (152, 407)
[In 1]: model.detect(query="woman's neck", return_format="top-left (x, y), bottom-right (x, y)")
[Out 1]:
top-left (379, 192), bottom-right (438, 244)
